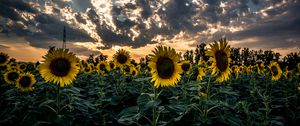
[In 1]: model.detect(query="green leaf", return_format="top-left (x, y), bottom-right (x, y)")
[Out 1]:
top-left (133, 77), bottom-right (151, 82)
top-left (117, 106), bottom-right (141, 125)
top-left (137, 93), bottom-right (161, 111)
top-left (38, 99), bottom-right (55, 108)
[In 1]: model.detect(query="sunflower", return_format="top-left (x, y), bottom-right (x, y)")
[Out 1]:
top-left (18, 63), bottom-right (27, 72)
top-left (97, 61), bottom-right (110, 75)
top-left (113, 49), bottom-right (131, 68)
top-left (197, 67), bottom-right (206, 81)
top-left (7, 62), bottom-right (18, 70)
top-left (26, 63), bottom-right (36, 72)
top-left (136, 65), bottom-right (142, 73)
top-left (180, 60), bottom-right (192, 74)
top-left (83, 64), bottom-right (93, 74)
top-left (39, 48), bottom-right (80, 87)
top-left (0, 52), bottom-right (9, 66)
top-left (130, 66), bottom-right (139, 77)
top-left (197, 59), bottom-right (207, 68)
top-left (268, 61), bottom-right (282, 81)
top-left (122, 65), bottom-right (132, 75)
top-left (148, 46), bottom-right (182, 88)
top-left (16, 73), bottom-right (36, 92)
top-left (231, 65), bottom-right (240, 80)
top-left (284, 66), bottom-right (292, 81)
top-left (4, 70), bottom-right (20, 84)
top-left (256, 63), bottom-right (265, 75)
top-left (109, 61), bottom-right (116, 70)
top-left (205, 38), bottom-right (231, 83)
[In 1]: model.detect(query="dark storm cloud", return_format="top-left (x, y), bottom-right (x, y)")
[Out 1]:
top-left (136, 0), bottom-right (152, 19)
top-left (29, 14), bottom-right (95, 46)
top-left (230, 1), bottom-right (300, 49)
top-left (75, 13), bottom-right (87, 24)
top-left (0, 0), bottom-right (299, 52)
top-left (0, 0), bottom-right (36, 13)
top-left (0, 0), bottom-right (96, 50)
top-left (163, 0), bottom-right (197, 31)
top-left (0, 0), bottom-right (36, 21)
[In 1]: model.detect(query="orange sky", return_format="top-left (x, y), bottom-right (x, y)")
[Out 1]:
top-left (1, 36), bottom-right (299, 63)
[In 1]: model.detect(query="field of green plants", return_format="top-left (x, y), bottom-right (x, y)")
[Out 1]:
top-left (1, 39), bottom-right (300, 126)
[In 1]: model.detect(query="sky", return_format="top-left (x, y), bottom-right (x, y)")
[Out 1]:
top-left (0, 0), bottom-right (299, 62)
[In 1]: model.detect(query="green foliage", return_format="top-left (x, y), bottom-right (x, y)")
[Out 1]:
top-left (1, 69), bottom-right (300, 126)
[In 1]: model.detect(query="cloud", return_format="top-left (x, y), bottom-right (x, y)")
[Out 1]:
top-left (229, 1), bottom-right (300, 49)
top-left (0, 0), bottom-right (299, 58)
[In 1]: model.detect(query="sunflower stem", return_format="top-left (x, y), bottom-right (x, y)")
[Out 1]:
top-left (56, 84), bottom-right (60, 115)
top-left (204, 75), bottom-right (212, 124)
top-left (152, 87), bottom-right (158, 126)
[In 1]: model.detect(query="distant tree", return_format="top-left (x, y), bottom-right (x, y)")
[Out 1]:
top-left (195, 43), bottom-right (208, 63)
top-left (230, 47), bottom-right (241, 65)
top-left (283, 52), bottom-right (300, 70)
top-left (183, 50), bottom-right (193, 63)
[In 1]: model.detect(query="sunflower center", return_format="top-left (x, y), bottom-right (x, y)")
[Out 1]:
top-left (117, 54), bottom-right (128, 64)
top-left (287, 72), bottom-right (292, 79)
top-left (27, 64), bottom-right (34, 70)
top-left (181, 63), bottom-right (190, 72)
top-left (109, 62), bottom-right (115, 69)
top-left (156, 57), bottom-right (175, 79)
top-left (8, 72), bottom-right (19, 81)
top-left (271, 66), bottom-right (278, 76)
top-left (19, 76), bottom-right (31, 88)
top-left (0, 55), bottom-right (7, 64)
top-left (50, 58), bottom-right (71, 77)
top-left (100, 64), bottom-right (106, 71)
top-left (124, 66), bottom-right (130, 73)
top-left (85, 67), bottom-right (90, 72)
top-left (132, 70), bottom-right (136, 75)
top-left (215, 50), bottom-right (228, 72)
top-left (20, 64), bottom-right (26, 70)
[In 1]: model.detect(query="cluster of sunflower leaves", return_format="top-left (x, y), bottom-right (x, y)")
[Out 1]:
top-left (0, 66), bottom-right (300, 126)
top-left (0, 45), bottom-right (300, 125)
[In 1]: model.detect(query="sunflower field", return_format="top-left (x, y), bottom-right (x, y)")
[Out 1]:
top-left (1, 38), bottom-right (300, 126)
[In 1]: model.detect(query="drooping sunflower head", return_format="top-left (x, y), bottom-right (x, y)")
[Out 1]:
top-left (205, 38), bottom-right (231, 83)
top-left (83, 64), bottom-right (93, 75)
top-left (268, 61), bottom-right (282, 81)
top-left (109, 61), bottom-right (116, 70)
top-left (148, 46), bottom-right (182, 88)
top-left (180, 60), bottom-right (192, 74)
top-left (113, 49), bottom-right (131, 68)
top-left (256, 62), bottom-right (265, 75)
top-left (284, 66), bottom-right (292, 81)
top-left (0, 52), bottom-right (9, 66)
top-left (130, 66), bottom-right (139, 77)
top-left (39, 48), bottom-right (80, 87)
top-left (231, 65), bottom-right (240, 80)
top-left (4, 69), bottom-right (20, 84)
top-left (97, 61), bottom-right (110, 75)
top-left (16, 73), bottom-right (36, 92)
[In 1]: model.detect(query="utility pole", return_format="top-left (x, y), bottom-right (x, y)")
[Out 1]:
top-left (62, 26), bottom-right (66, 49)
